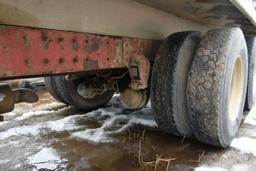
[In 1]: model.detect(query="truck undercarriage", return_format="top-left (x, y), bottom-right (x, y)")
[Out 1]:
top-left (0, 0), bottom-right (256, 147)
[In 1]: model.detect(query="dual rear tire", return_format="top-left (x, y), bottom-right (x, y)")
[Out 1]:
top-left (151, 31), bottom-right (201, 137)
top-left (151, 28), bottom-right (250, 147)
top-left (187, 28), bottom-right (248, 147)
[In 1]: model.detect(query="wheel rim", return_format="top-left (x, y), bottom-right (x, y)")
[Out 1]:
top-left (228, 56), bottom-right (244, 122)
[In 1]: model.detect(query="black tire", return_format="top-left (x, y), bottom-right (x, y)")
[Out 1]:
top-left (245, 36), bottom-right (256, 111)
top-left (187, 28), bottom-right (248, 147)
top-left (54, 75), bottom-right (114, 111)
top-left (44, 77), bottom-right (68, 104)
top-left (151, 31), bottom-right (201, 137)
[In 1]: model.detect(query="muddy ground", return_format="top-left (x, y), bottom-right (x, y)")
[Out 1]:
top-left (0, 88), bottom-right (256, 171)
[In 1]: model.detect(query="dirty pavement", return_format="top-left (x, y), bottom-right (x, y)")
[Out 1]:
top-left (0, 84), bottom-right (256, 171)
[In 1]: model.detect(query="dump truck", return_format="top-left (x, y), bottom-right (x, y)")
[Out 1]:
top-left (0, 0), bottom-right (256, 148)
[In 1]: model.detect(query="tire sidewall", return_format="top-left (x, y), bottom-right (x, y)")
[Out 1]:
top-left (151, 31), bottom-right (201, 137)
top-left (245, 36), bottom-right (256, 110)
top-left (221, 30), bottom-right (248, 145)
top-left (174, 32), bottom-right (201, 135)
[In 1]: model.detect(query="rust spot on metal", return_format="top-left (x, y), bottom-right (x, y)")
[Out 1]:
top-left (22, 35), bottom-right (30, 47)
top-left (24, 59), bottom-right (31, 67)
top-left (73, 56), bottom-right (79, 63)
top-left (57, 37), bottom-right (64, 43)
top-left (72, 39), bottom-right (79, 50)
top-left (84, 58), bottom-right (98, 69)
top-left (84, 37), bottom-right (100, 53)
top-left (2, 46), bottom-right (7, 51)
top-left (41, 31), bottom-right (51, 49)
top-left (41, 32), bottom-right (48, 42)
top-left (56, 37), bottom-right (64, 49)
top-left (59, 57), bottom-right (65, 64)
top-left (42, 58), bottom-right (49, 64)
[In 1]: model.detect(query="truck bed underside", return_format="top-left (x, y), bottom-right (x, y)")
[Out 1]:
top-left (0, 0), bottom-right (255, 40)
top-left (135, 0), bottom-right (256, 35)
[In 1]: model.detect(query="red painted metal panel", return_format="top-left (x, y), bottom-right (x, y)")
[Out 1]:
top-left (0, 26), bottom-right (124, 78)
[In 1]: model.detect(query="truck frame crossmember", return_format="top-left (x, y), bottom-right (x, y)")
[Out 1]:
top-left (0, 26), bottom-right (158, 90)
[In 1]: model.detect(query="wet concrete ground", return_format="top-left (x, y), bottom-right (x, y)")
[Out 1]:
top-left (0, 89), bottom-right (256, 171)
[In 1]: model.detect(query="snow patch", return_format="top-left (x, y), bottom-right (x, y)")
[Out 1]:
top-left (244, 116), bottom-right (256, 126)
top-left (195, 164), bottom-right (250, 171)
top-left (46, 115), bottom-right (83, 132)
top-left (113, 93), bottom-right (120, 98)
top-left (230, 137), bottom-right (256, 156)
top-left (28, 147), bottom-right (65, 170)
top-left (2, 103), bottom-right (67, 122)
top-left (130, 116), bottom-right (156, 127)
top-left (4, 111), bottom-right (18, 117)
top-left (246, 128), bottom-right (256, 137)
top-left (73, 129), bottom-right (110, 143)
top-left (15, 110), bottom-right (56, 120)
top-left (0, 100), bottom-right (157, 144)
top-left (0, 115), bottom-right (83, 140)
top-left (0, 121), bottom-right (8, 127)
top-left (248, 105), bottom-right (256, 118)
top-left (194, 166), bottom-right (227, 171)
top-left (244, 105), bottom-right (256, 126)
top-left (231, 164), bottom-right (250, 171)
top-left (0, 124), bottom-right (42, 140)
top-left (14, 106), bottom-right (70, 121)
top-left (72, 106), bottom-right (157, 143)
top-left (0, 159), bottom-right (9, 164)
top-left (36, 102), bottom-right (64, 110)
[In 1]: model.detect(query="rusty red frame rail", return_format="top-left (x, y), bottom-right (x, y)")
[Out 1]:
top-left (0, 26), bottom-right (158, 87)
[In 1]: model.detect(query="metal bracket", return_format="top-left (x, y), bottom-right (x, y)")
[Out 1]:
top-left (0, 83), bottom-right (38, 114)
top-left (123, 39), bottom-right (158, 90)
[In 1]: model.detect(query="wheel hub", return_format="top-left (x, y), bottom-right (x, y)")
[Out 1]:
top-left (77, 82), bottom-right (109, 99)
top-left (120, 88), bottom-right (148, 109)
